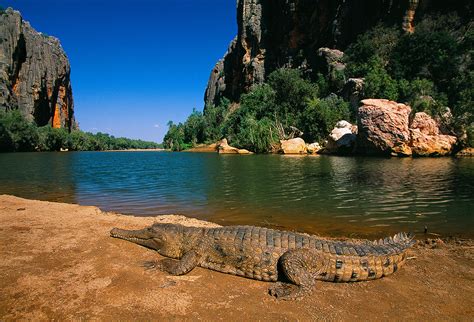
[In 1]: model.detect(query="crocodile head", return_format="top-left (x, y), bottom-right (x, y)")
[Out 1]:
top-left (110, 223), bottom-right (185, 258)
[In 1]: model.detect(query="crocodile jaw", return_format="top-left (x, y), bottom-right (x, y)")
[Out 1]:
top-left (110, 227), bottom-right (158, 250)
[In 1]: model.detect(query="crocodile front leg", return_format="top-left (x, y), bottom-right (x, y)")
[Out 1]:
top-left (269, 249), bottom-right (326, 300)
top-left (145, 250), bottom-right (203, 275)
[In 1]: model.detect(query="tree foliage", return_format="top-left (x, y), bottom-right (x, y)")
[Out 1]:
top-left (0, 110), bottom-right (162, 152)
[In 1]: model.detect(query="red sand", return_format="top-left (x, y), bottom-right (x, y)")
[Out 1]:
top-left (1, 195), bottom-right (473, 320)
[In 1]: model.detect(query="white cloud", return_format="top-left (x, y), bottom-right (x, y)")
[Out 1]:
top-left (153, 124), bottom-right (160, 128)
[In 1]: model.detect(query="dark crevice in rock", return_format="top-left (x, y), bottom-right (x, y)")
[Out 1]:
top-left (33, 75), bottom-right (52, 127)
top-left (10, 33), bottom-right (26, 93)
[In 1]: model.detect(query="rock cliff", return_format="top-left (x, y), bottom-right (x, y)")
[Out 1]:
top-left (0, 8), bottom-right (75, 130)
top-left (204, 0), bottom-right (471, 107)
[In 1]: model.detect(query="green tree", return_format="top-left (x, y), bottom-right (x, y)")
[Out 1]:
top-left (345, 25), bottom-right (400, 77)
top-left (363, 58), bottom-right (399, 101)
top-left (183, 108), bottom-right (205, 145)
top-left (239, 84), bottom-right (276, 120)
top-left (228, 115), bottom-right (277, 153)
top-left (267, 68), bottom-right (319, 126)
top-left (69, 130), bottom-right (93, 151)
top-left (163, 121), bottom-right (186, 151)
top-left (301, 95), bottom-right (350, 142)
top-left (37, 126), bottom-right (70, 151)
top-left (0, 110), bottom-right (38, 151)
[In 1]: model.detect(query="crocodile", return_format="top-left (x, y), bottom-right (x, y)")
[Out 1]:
top-left (110, 223), bottom-right (415, 300)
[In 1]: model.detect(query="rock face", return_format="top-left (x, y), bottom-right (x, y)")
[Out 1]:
top-left (279, 138), bottom-right (306, 154)
top-left (0, 8), bottom-right (75, 130)
top-left (409, 112), bottom-right (457, 156)
top-left (325, 120), bottom-right (357, 155)
top-left (357, 99), bottom-right (412, 156)
top-left (204, 0), bottom-right (470, 107)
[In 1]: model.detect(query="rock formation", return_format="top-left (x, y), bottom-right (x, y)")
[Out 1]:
top-left (325, 120), bottom-right (357, 155)
top-left (217, 139), bottom-right (252, 154)
top-left (306, 142), bottom-right (322, 154)
top-left (341, 78), bottom-right (365, 113)
top-left (204, 0), bottom-right (471, 107)
top-left (0, 8), bottom-right (75, 130)
top-left (357, 99), bottom-right (412, 156)
top-left (279, 138), bottom-right (306, 154)
top-left (356, 99), bottom-right (457, 157)
top-left (409, 112), bottom-right (457, 156)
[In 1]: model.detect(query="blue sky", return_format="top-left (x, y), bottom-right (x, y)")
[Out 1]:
top-left (2, 0), bottom-right (236, 142)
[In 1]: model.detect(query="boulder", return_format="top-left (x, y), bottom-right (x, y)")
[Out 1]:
top-left (306, 142), bottom-right (322, 154)
top-left (357, 99), bottom-right (412, 156)
top-left (279, 138), bottom-right (307, 154)
top-left (409, 112), bottom-right (457, 156)
top-left (237, 149), bottom-right (252, 155)
top-left (217, 139), bottom-right (252, 154)
top-left (410, 112), bottom-right (439, 135)
top-left (341, 78), bottom-right (364, 112)
top-left (317, 47), bottom-right (345, 72)
top-left (317, 47), bottom-right (345, 88)
top-left (325, 120), bottom-right (357, 154)
top-left (410, 130), bottom-right (457, 156)
top-left (456, 148), bottom-right (474, 157)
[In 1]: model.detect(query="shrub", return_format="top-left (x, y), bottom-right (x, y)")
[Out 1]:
top-left (37, 126), bottom-right (69, 151)
top-left (183, 108), bottom-right (205, 145)
top-left (344, 25), bottom-right (400, 77)
top-left (363, 58), bottom-right (399, 101)
top-left (0, 110), bottom-right (38, 151)
top-left (202, 98), bottom-right (229, 143)
top-left (267, 68), bottom-right (319, 125)
top-left (227, 115), bottom-right (277, 153)
top-left (163, 121), bottom-right (186, 151)
top-left (301, 95), bottom-right (351, 142)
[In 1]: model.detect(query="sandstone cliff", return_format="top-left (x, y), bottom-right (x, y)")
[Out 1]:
top-left (0, 8), bottom-right (75, 130)
top-left (204, 0), bottom-right (471, 107)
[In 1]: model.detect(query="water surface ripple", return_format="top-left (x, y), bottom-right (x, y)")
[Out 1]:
top-left (0, 152), bottom-right (472, 238)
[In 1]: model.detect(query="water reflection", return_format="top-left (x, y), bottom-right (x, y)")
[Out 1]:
top-left (0, 152), bottom-right (472, 238)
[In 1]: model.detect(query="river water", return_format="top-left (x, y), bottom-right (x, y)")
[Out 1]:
top-left (0, 151), bottom-right (472, 238)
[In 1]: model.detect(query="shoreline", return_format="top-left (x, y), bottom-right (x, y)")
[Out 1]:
top-left (0, 195), bottom-right (472, 319)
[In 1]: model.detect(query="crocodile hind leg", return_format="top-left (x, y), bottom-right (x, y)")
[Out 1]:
top-left (269, 249), bottom-right (325, 300)
top-left (144, 250), bottom-right (203, 275)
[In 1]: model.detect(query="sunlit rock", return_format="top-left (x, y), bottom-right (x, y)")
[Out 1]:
top-left (409, 112), bottom-right (457, 156)
top-left (279, 138), bottom-right (306, 154)
top-left (357, 99), bottom-right (412, 156)
top-left (325, 120), bottom-right (357, 154)
top-left (306, 142), bottom-right (322, 154)
top-left (217, 139), bottom-right (252, 154)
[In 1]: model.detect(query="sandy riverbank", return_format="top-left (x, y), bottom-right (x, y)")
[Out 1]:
top-left (0, 195), bottom-right (473, 320)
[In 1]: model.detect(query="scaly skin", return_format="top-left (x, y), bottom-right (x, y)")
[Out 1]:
top-left (110, 224), bottom-right (415, 300)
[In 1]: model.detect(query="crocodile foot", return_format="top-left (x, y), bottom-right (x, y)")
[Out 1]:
top-left (142, 260), bottom-right (160, 271)
top-left (269, 282), bottom-right (303, 300)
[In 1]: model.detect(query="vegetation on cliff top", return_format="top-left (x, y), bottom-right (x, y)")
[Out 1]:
top-left (164, 13), bottom-right (473, 152)
top-left (0, 110), bottom-right (162, 152)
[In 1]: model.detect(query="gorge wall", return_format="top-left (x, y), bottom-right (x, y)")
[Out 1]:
top-left (0, 8), bottom-right (75, 130)
top-left (204, 0), bottom-right (472, 107)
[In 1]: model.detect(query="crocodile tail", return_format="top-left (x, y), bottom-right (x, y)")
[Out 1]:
top-left (373, 232), bottom-right (416, 250)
